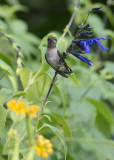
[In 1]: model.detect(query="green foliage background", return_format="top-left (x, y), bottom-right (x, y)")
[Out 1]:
top-left (0, 0), bottom-right (114, 160)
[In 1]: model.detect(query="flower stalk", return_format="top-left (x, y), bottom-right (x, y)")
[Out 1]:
top-left (26, 114), bottom-right (33, 143)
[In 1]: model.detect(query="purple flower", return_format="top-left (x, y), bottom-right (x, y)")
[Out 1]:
top-left (75, 37), bottom-right (109, 53)
top-left (76, 54), bottom-right (93, 66)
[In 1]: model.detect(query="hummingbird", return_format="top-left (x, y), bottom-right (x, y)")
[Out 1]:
top-left (45, 36), bottom-right (73, 78)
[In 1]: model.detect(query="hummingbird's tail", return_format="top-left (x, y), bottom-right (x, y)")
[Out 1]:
top-left (58, 71), bottom-right (69, 78)
top-left (67, 67), bottom-right (73, 75)
top-left (63, 63), bottom-right (73, 75)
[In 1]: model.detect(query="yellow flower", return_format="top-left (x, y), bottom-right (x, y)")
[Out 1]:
top-left (7, 99), bottom-right (17, 111)
top-left (7, 99), bottom-right (26, 115)
top-left (35, 135), bottom-right (53, 158)
top-left (7, 100), bottom-right (40, 117)
top-left (26, 105), bottom-right (40, 118)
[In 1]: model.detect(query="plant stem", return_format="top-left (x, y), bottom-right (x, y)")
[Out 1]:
top-left (0, 71), bottom-right (7, 80)
top-left (80, 84), bottom-right (93, 100)
top-left (74, 10), bottom-right (91, 40)
top-left (58, 0), bottom-right (80, 43)
top-left (26, 114), bottom-right (33, 143)
top-left (44, 68), bottom-right (59, 105)
top-left (103, 0), bottom-right (111, 29)
top-left (34, 68), bottom-right (59, 132)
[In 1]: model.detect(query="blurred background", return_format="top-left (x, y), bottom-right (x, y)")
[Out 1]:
top-left (0, 0), bottom-right (114, 160)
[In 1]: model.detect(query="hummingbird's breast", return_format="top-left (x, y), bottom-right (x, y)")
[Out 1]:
top-left (45, 48), bottom-right (60, 69)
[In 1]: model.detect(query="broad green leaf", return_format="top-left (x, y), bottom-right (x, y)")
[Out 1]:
top-left (95, 112), bottom-right (111, 138)
top-left (26, 72), bottom-right (51, 101)
top-left (88, 14), bottom-right (103, 36)
top-left (86, 98), bottom-right (114, 124)
top-left (65, 60), bottom-right (80, 87)
top-left (69, 73), bottom-right (80, 87)
top-left (0, 88), bottom-right (13, 103)
top-left (41, 115), bottom-right (52, 122)
top-left (0, 105), bottom-right (7, 138)
top-left (41, 123), bottom-right (67, 159)
top-left (0, 59), bottom-right (17, 91)
top-left (19, 68), bottom-right (30, 88)
top-left (51, 110), bottom-right (72, 146)
top-left (75, 138), bottom-right (114, 149)
top-left (0, 96), bottom-right (3, 106)
top-left (0, 52), bottom-right (12, 67)
top-left (0, 142), bottom-right (3, 156)
top-left (13, 91), bottom-right (26, 98)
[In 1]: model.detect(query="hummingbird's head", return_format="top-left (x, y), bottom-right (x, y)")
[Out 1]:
top-left (48, 37), bottom-right (57, 48)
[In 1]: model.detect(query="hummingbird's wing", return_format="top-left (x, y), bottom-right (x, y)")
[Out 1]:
top-left (57, 50), bottom-right (73, 74)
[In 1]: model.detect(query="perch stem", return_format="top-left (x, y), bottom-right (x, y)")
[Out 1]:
top-left (34, 68), bottom-right (59, 133)
top-left (44, 68), bottom-right (59, 105)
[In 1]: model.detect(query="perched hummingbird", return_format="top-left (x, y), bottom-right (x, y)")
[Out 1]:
top-left (45, 37), bottom-right (73, 78)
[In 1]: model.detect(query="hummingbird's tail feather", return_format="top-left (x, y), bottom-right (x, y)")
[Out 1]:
top-left (58, 71), bottom-right (68, 78)
top-left (67, 67), bottom-right (73, 75)
top-left (64, 64), bottom-right (73, 75)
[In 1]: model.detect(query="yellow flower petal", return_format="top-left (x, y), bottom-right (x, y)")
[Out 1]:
top-left (26, 105), bottom-right (40, 118)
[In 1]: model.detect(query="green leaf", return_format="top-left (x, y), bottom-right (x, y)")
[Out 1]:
top-left (0, 96), bottom-right (3, 106)
top-left (40, 123), bottom-right (67, 159)
top-left (88, 14), bottom-right (103, 37)
top-left (65, 60), bottom-right (80, 87)
top-left (41, 115), bottom-right (52, 122)
top-left (75, 138), bottom-right (114, 149)
top-left (0, 142), bottom-right (3, 156)
top-left (51, 110), bottom-right (72, 146)
top-left (0, 59), bottom-right (17, 91)
top-left (86, 98), bottom-right (114, 124)
top-left (26, 72), bottom-right (51, 101)
top-left (0, 105), bottom-right (7, 138)
top-left (13, 91), bottom-right (26, 98)
top-left (95, 112), bottom-right (111, 138)
top-left (19, 68), bottom-right (30, 89)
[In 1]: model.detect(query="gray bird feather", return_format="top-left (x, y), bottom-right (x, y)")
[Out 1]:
top-left (45, 36), bottom-right (73, 78)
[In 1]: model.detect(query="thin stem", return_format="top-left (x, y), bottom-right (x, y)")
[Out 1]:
top-left (26, 114), bottom-right (33, 143)
top-left (74, 11), bottom-right (91, 40)
top-left (34, 68), bottom-right (59, 132)
top-left (43, 68), bottom-right (59, 105)
top-left (103, 0), bottom-right (111, 29)
top-left (24, 72), bottom-right (33, 92)
top-left (80, 77), bottom-right (100, 99)
top-left (80, 84), bottom-right (93, 100)
top-left (0, 71), bottom-right (7, 80)
top-left (58, 0), bottom-right (80, 43)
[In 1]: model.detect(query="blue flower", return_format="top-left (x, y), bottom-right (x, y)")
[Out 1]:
top-left (75, 54), bottom-right (93, 66)
top-left (75, 37), bottom-right (109, 53)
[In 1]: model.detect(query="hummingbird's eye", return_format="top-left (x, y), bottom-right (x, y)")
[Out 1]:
top-left (48, 38), bottom-right (51, 42)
